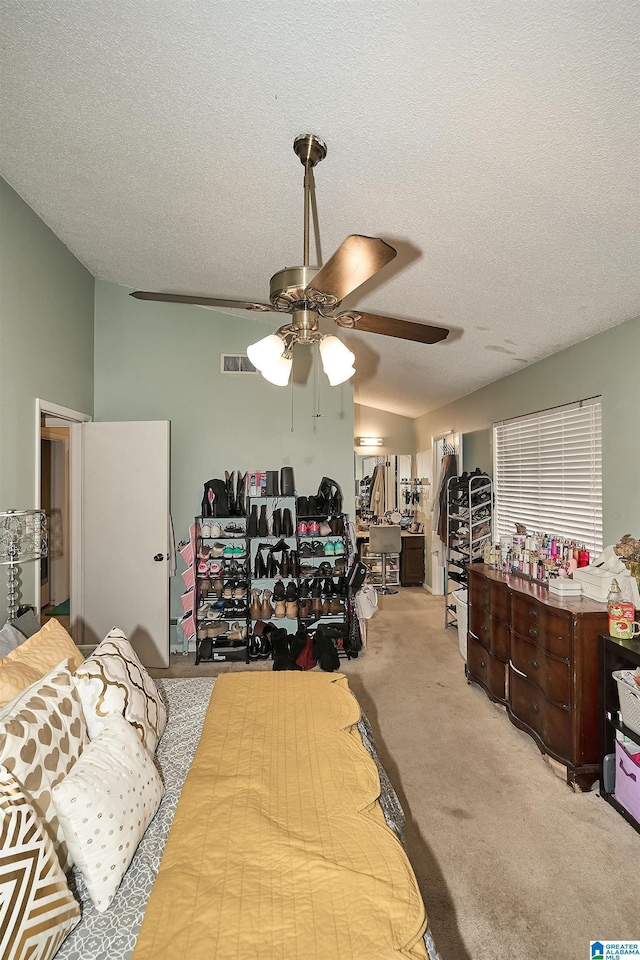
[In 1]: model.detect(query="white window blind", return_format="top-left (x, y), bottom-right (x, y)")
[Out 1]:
top-left (493, 398), bottom-right (602, 555)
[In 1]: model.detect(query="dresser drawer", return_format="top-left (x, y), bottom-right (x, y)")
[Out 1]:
top-left (469, 607), bottom-right (510, 660)
top-left (510, 632), bottom-right (571, 706)
top-left (467, 635), bottom-right (507, 701)
top-left (469, 572), bottom-right (490, 611)
top-left (469, 573), bottom-right (509, 622)
top-left (511, 596), bottom-right (572, 659)
top-left (509, 667), bottom-right (571, 760)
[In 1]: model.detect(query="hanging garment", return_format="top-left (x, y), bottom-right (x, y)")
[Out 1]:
top-left (369, 464), bottom-right (386, 519)
top-left (433, 453), bottom-right (458, 545)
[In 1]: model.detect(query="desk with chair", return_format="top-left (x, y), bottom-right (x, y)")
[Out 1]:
top-left (357, 527), bottom-right (426, 588)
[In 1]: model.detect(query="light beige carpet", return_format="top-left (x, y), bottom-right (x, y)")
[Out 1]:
top-left (149, 590), bottom-right (640, 960)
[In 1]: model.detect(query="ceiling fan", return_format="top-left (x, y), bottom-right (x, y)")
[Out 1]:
top-left (131, 134), bottom-right (450, 385)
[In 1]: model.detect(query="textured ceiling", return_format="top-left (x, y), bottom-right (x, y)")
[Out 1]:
top-left (1, 0), bottom-right (639, 417)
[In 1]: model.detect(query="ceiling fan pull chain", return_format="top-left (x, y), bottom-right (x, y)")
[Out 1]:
top-left (290, 373), bottom-right (295, 433)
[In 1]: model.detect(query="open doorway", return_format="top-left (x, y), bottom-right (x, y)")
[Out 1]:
top-left (40, 423), bottom-right (70, 627)
top-left (35, 399), bottom-right (92, 640)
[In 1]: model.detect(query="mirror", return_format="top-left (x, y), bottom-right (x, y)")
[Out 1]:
top-left (355, 454), bottom-right (413, 515)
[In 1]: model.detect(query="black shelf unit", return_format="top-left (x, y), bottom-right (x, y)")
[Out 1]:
top-left (247, 495), bottom-right (299, 635)
top-left (194, 516), bottom-right (250, 664)
top-left (598, 632), bottom-right (640, 833)
top-left (444, 473), bottom-right (492, 629)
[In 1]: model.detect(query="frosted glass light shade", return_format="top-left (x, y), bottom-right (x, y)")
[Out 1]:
top-left (320, 336), bottom-right (356, 385)
top-left (247, 334), bottom-right (285, 371)
top-left (260, 354), bottom-right (293, 386)
top-left (325, 364), bottom-right (356, 386)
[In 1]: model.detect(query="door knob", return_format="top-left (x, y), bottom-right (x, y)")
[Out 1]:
top-left (153, 553), bottom-right (166, 562)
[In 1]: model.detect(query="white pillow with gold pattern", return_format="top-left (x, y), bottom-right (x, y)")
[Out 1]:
top-left (73, 629), bottom-right (167, 754)
top-left (0, 662), bottom-right (88, 872)
top-left (0, 766), bottom-right (80, 960)
top-left (52, 710), bottom-right (164, 913)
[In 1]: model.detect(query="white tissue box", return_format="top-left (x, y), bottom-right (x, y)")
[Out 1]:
top-left (572, 565), bottom-right (627, 601)
top-left (548, 579), bottom-right (582, 596)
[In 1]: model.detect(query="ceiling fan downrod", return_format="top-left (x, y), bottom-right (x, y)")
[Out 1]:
top-left (293, 134), bottom-right (327, 268)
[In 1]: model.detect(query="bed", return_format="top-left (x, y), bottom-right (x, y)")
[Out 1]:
top-left (0, 621), bottom-right (441, 960)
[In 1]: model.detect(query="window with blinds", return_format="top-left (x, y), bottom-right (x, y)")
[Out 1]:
top-left (493, 398), bottom-right (602, 555)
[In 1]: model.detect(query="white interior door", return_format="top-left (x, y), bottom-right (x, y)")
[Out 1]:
top-left (80, 421), bottom-right (170, 667)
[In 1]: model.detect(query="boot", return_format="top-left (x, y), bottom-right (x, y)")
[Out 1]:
top-left (260, 589), bottom-right (274, 620)
top-left (289, 628), bottom-right (308, 663)
top-left (272, 509), bottom-right (282, 537)
top-left (247, 505), bottom-right (258, 538)
top-left (258, 505), bottom-right (269, 537)
top-left (236, 473), bottom-right (246, 516)
top-left (254, 549), bottom-right (266, 579)
top-left (289, 549), bottom-right (300, 578)
top-left (280, 549), bottom-right (290, 579)
top-left (266, 551), bottom-right (278, 578)
top-left (282, 508), bottom-right (294, 537)
top-left (225, 471), bottom-right (236, 516)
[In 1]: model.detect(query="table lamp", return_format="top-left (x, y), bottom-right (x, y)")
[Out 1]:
top-left (0, 509), bottom-right (48, 622)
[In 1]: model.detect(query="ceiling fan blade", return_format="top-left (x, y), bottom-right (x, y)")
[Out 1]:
top-left (305, 235), bottom-right (397, 306)
top-left (130, 291), bottom-right (274, 312)
top-left (335, 311), bottom-right (450, 344)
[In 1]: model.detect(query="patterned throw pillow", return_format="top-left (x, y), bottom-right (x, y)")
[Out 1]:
top-left (52, 710), bottom-right (164, 913)
top-left (0, 618), bottom-right (85, 707)
top-left (0, 767), bottom-right (80, 960)
top-left (73, 629), bottom-right (167, 754)
top-left (0, 663), bottom-right (88, 872)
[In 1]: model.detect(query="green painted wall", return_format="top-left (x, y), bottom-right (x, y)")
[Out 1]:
top-left (415, 313), bottom-right (640, 587)
top-left (354, 403), bottom-right (415, 457)
top-left (0, 178), bottom-right (94, 618)
top-left (93, 280), bottom-right (355, 635)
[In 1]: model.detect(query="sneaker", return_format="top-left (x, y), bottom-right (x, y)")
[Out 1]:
top-left (200, 523), bottom-right (211, 538)
top-left (324, 541), bottom-right (336, 556)
top-left (306, 520), bottom-right (320, 535)
top-left (224, 522), bottom-right (245, 538)
top-left (210, 542), bottom-right (225, 558)
top-left (210, 522), bottom-right (223, 537)
top-left (222, 545), bottom-right (235, 558)
top-left (209, 560), bottom-right (223, 577)
top-left (197, 558), bottom-right (209, 575)
top-left (332, 540), bottom-right (345, 556)
top-left (297, 521), bottom-right (308, 535)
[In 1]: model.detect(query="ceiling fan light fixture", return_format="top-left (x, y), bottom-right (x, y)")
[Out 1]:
top-left (325, 364), bottom-right (356, 386)
top-left (259, 352), bottom-right (293, 386)
top-left (246, 333), bottom-right (286, 372)
top-left (319, 335), bottom-right (356, 386)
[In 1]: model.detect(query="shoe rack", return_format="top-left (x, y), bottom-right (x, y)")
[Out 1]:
top-left (296, 513), bottom-right (350, 634)
top-left (194, 516), bottom-right (250, 664)
top-left (445, 472), bottom-right (493, 629)
top-left (247, 496), bottom-right (299, 654)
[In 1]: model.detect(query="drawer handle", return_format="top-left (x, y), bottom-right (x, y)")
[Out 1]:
top-left (480, 625), bottom-right (489, 633)
top-left (528, 657), bottom-right (539, 670)
top-left (529, 702), bottom-right (540, 714)
top-left (479, 660), bottom-right (486, 668)
top-left (528, 627), bottom-right (538, 639)
top-left (529, 608), bottom-right (538, 619)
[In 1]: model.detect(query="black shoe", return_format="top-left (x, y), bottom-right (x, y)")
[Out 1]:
top-left (317, 561), bottom-right (333, 577)
top-left (272, 509), bottom-right (282, 537)
top-left (280, 549), bottom-right (290, 579)
top-left (265, 551), bottom-right (278, 578)
top-left (298, 580), bottom-right (310, 600)
top-left (282, 508), bottom-right (294, 537)
top-left (323, 577), bottom-right (334, 596)
top-left (247, 505), bottom-right (258, 537)
top-left (254, 550), bottom-right (267, 578)
top-left (258, 504), bottom-right (269, 537)
top-left (236, 472), bottom-right (246, 516)
top-left (285, 581), bottom-right (298, 601)
top-left (272, 579), bottom-right (286, 601)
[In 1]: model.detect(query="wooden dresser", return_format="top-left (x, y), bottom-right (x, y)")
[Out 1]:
top-left (467, 564), bottom-right (608, 790)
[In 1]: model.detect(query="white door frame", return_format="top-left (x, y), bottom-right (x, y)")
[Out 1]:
top-left (35, 399), bottom-right (92, 638)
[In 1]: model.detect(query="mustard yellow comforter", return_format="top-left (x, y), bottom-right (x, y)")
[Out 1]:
top-left (132, 672), bottom-right (428, 959)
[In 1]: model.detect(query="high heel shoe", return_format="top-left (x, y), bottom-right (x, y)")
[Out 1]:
top-left (260, 589), bottom-right (274, 620)
top-left (250, 589), bottom-right (262, 620)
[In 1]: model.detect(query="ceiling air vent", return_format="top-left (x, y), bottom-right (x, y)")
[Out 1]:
top-left (221, 354), bottom-right (258, 374)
